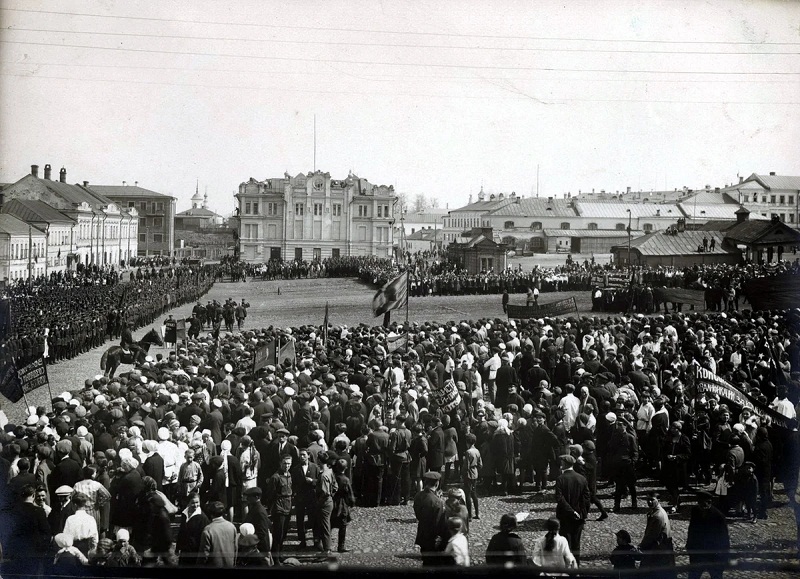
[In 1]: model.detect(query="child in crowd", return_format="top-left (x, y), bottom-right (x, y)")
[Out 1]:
top-left (609, 529), bottom-right (640, 570)
top-left (444, 516), bottom-right (470, 566)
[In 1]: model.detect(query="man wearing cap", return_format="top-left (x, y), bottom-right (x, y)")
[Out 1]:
top-left (554, 454), bottom-right (590, 564)
top-left (485, 513), bottom-right (528, 567)
top-left (291, 448), bottom-right (320, 548)
top-left (263, 428), bottom-right (298, 480)
top-left (686, 491), bottom-right (729, 579)
top-left (414, 471), bottom-right (447, 566)
top-left (607, 415), bottom-right (639, 512)
top-left (265, 454), bottom-right (294, 561)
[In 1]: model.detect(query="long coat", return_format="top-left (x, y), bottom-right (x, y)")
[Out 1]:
top-left (427, 427), bottom-right (445, 471)
top-left (413, 488), bottom-right (446, 552)
top-left (490, 430), bottom-right (515, 475)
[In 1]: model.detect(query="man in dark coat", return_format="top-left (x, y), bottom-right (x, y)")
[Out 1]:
top-left (2, 484), bottom-right (52, 577)
top-left (526, 359), bottom-right (550, 393)
top-left (48, 440), bottom-right (83, 506)
top-left (291, 448), bottom-right (320, 548)
top-left (554, 454), bottom-right (591, 563)
top-left (485, 513), bottom-right (528, 567)
top-left (262, 428), bottom-right (298, 481)
top-left (426, 418), bottom-right (445, 473)
top-left (686, 491), bottom-right (730, 579)
top-left (413, 472), bottom-right (447, 566)
top-left (364, 421), bottom-right (390, 507)
top-left (243, 487), bottom-right (272, 556)
top-left (176, 492), bottom-right (210, 566)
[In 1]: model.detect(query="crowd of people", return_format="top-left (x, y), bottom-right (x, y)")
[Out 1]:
top-left (0, 282), bottom-right (799, 573)
top-left (0, 264), bottom-right (217, 368)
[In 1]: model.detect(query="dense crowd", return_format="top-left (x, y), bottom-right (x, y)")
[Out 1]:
top-left (0, 265), bottom-right (217, 368)
top-left (1, 295), bottom-right (799, 573)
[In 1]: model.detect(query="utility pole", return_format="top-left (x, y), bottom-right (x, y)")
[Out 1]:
top-left (626, 209), bottom-right (632, 266)
top-left (28, 224), bottom-right (33, 286)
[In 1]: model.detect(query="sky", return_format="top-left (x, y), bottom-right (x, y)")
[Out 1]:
top-left (1, 0), bottom-right (799, 216)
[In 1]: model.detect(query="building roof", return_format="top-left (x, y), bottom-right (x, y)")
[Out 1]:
top-left (89, 185), bottom-right (174, 199)
top-left (1, 198), bottom-right (75, 223)
top-left (747, 173), bottom-right (800, 191)
top-left (682, 190), bottom-right (739, 204)
top-left (575, 202), bottom-right (681, 219)
top-left (0, 213), bottom-right (46, 236)
top-left (41, 179), bottom-right (114, 208)
top-left (406, 228), bottom-right (439, 241)
top-left (678, 203), bottom-right (768, 221)
top-left (403, 210), bottom-right (447, 223)
top-left (450, 197), bottom-right (515, 213)
top-left (723, 218), bottom-right (800, 245)
top-left (176, 207), bottom-right (221, 217)
top-left (697, 220), bottom-right (738, 232)
top-left (488, 198), bottom-right (578, 218)
top-left (543, 228), bottom-right (643, 238)
top-left (616, 230), bottom-right (733, 256)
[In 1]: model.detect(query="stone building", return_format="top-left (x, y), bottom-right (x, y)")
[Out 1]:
top-left (236, 170), bottom-right (396, 262)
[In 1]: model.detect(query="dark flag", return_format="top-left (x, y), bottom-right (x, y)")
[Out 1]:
top-left (175, 319), bottom-right (186, 341)
top-left (372, 271), bottom-right (408, 317)
top-left (253, 341), bottom-right (276, 373)
top-left (278, 339), bottom-right (296, 366)
top-left (0, 357), bottom-right (23, 403)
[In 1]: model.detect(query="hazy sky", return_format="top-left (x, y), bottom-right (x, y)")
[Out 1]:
top-left (1, 0), bottom-right (799, 215)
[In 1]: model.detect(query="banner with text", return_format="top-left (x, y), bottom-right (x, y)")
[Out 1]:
top-left (693, 366), bottom-right (789, 429)
top-left (507, 297), bottom-right (578, 319)
top-left (18, 357), bottom-right (50, 395)
top-left (387, 333), bottom-right (407, 353)
top-left (430, 378), bottom-right (461, 413)
top-left (591, 274), bottom-right (630, 289)
top-left (0, 358), bottom-right (23, 403)
top-left (253, 341), bottom-right (276, 373)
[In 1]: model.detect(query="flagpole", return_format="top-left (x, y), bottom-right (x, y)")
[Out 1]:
top-left (405, 269), bottom-right (410, 354)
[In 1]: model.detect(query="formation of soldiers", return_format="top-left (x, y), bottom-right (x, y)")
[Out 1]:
top-left (0, 265), bottom-right (217, 368)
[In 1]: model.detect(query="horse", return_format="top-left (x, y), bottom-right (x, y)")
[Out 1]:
top-left (100, 328), bottom-right (164, 378)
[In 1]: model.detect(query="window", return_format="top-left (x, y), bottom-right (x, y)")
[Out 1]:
top-left (153, 234), bottom-right (163, 243)
top-left (332, 248), bottom-right (340, 258)
top-left (245, 202), bottom-right (251, 214)
top-left (530, 237), bottom-right (543, 248)
top-left (332, 203), bottom-right (342, 217)
top-left (616, 223), bottom-right (626, 230)
top-left (560, 222), bottom-right (570, 230)
top-left (643, 223), bottom-right (653, 232)
top-left (140, 202), bottom-right (147, 212)
top-left (156, 202), bottom-right (164, 212)
top-left (128, 201), bottom-right (135, 208)
top-left (504, 221), bottom-right (515, 229)
top-left (779, 195), bottom-right (785, 204)
top-left (358, 205), bottom-right (369, 217)
top-left (383, 205), bottom-right (390, 218)
top-left (790, 214), bottom-right (795, 223)
top-left (252, 202), bottom-right (259, 215)
top-left (295, 247), bottom-right (303, 261)
top-left (139, 217), bottom-right (147, 228)
top-left (770, 195), bottom-right (776, 204)
top-left (313, 203), bottom-right (323, 216)
top-left (531, 222), bottom-right (542, 231)
top-left (152, 217), bottom-right (163, 227)
top-left (377, 205), bottom-right (383, 218)
top-left (313, 248), bottom-right (321, 261)
top-left (588, 223), bottom-right (598, 231)
top-left (788, 196), bottom-right (794, 205)
top-left (139, 233), bottom-right (146, 242)
top-left (480, 257), bottom-right (493, 271)
top-left (762, 196), bottom-right (767, 203)
top-left (742, 195), bottom-right (749, 203)
top-left (267, 223), bottom-right (277, 239)
top-left (267, 202), bottom-right (278, 216)
top-left (358, 225), bottom-right (367, 241)
top-left (780, 214), bottom-right (785, 222)
top-left (295, 203), bottom-right (304, 216)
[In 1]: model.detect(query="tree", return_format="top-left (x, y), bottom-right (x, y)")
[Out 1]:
top-left (413, 193), bottom-right (427, 213)
top-left (428, 197), bottom-right (440, 209)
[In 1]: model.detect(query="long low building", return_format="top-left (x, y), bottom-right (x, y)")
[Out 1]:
top-left (542, 228), bottom-right (643, 254)
top-left (612, 230), bottom-right (739, 267)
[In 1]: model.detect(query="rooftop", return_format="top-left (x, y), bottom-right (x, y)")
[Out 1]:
top-left (1, 198), bottom-right (75, 223)
top-left (0, 213), bottom-right (46, 236)
top-left (177, 207), bottom-right (221, 217)
top-left (678, 203), bottom-right (769, 221)
top-left (89, 185), bottom-right (175, 199)
top-left (616, 230), bottom-right (733, 256)
top-left (488, 197), bottom-right (578, 218)
top-left (747, 173), bottom-right (800, 191)
top-left (575, 202), bottom-right (681, 219)
top-left (543, 228), bottom-right (644, 238)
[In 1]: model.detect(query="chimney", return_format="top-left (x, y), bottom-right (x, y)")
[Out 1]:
top-left (83, 181), bottom-right (89, 187)
top-left (626, 186), bottom-right (631, 194)
top-left (123, 181), bottom-right (127, 186)
top-left (715, 187), bottom-right (720, 193)
top-left (656, 209), bottom-right (661, 216)
top-left (770, 171), bottom-right (776, 176)
top-left (59, 167), bottom-right (66, 183)
top-left (739, 176), bottom-right (744, 184)
top-left (736, 206), bottom-right (750, 224)
top-left (498, 192), bottom-right (504, 200)
top-left (135, 181), bottom-right (138, 187)
top-left (44, 164), bottom-right (52, 180)
top-left (31, 164), bottom-right (39, 177)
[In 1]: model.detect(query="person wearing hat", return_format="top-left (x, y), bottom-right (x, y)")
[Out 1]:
top-left (609, 529), bottom-right (640, 570)
top-left (175, 491), bottom-right (210, 566)
top-left (485, 513), bottom-right (528, 567)
top-left (263, 428), bottom-right (298, 481)
top-left (686, 491), bottom-right (730, 579)
top-left (414, 471), bottom-right (448, 566)
top-left (607, 414), bottom-right (639, 513)
top-left (264, 453), bottom-right (294, 561)
top-left (243, 487), bottom-right (272, 558)
top-left (662, 421), bottom-right (691, 514)
top-left (639, 492), bottom-right (675, 576)
top-left (554, 454), bottom-right (590, 564)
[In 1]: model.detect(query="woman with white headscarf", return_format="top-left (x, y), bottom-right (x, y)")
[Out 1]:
top-left (491, 418), bottom-right (516, 496)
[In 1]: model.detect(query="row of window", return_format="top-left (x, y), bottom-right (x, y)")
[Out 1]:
top-left (742, 194), bottom-right (795, 205)
top-left (243, 201), bottom-right (392, 219)
top-left (445, 217), bottom-right (484, 229)
top-left (139, 217), bottom-right (164, 228)
top-left (139, 233), bottom-right (164, 243)
top-left (127, 201), bottom-right (165, 213)
top-left (501, 221), bottom-right (651, 232)
top-left (768, 213), bottom-right (795, 223)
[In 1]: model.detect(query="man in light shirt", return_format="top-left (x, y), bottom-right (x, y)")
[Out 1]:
top-left (558, 384), bottom-right (581, 431)
top-left (62, 492), bottom-right (99, 557)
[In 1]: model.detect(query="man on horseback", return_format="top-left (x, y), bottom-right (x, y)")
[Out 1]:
top-left (120, 320), bottom-right (143, 361)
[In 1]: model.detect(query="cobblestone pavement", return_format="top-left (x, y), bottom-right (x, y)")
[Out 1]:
top-left (18, 278), bottom-right (800, 574)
